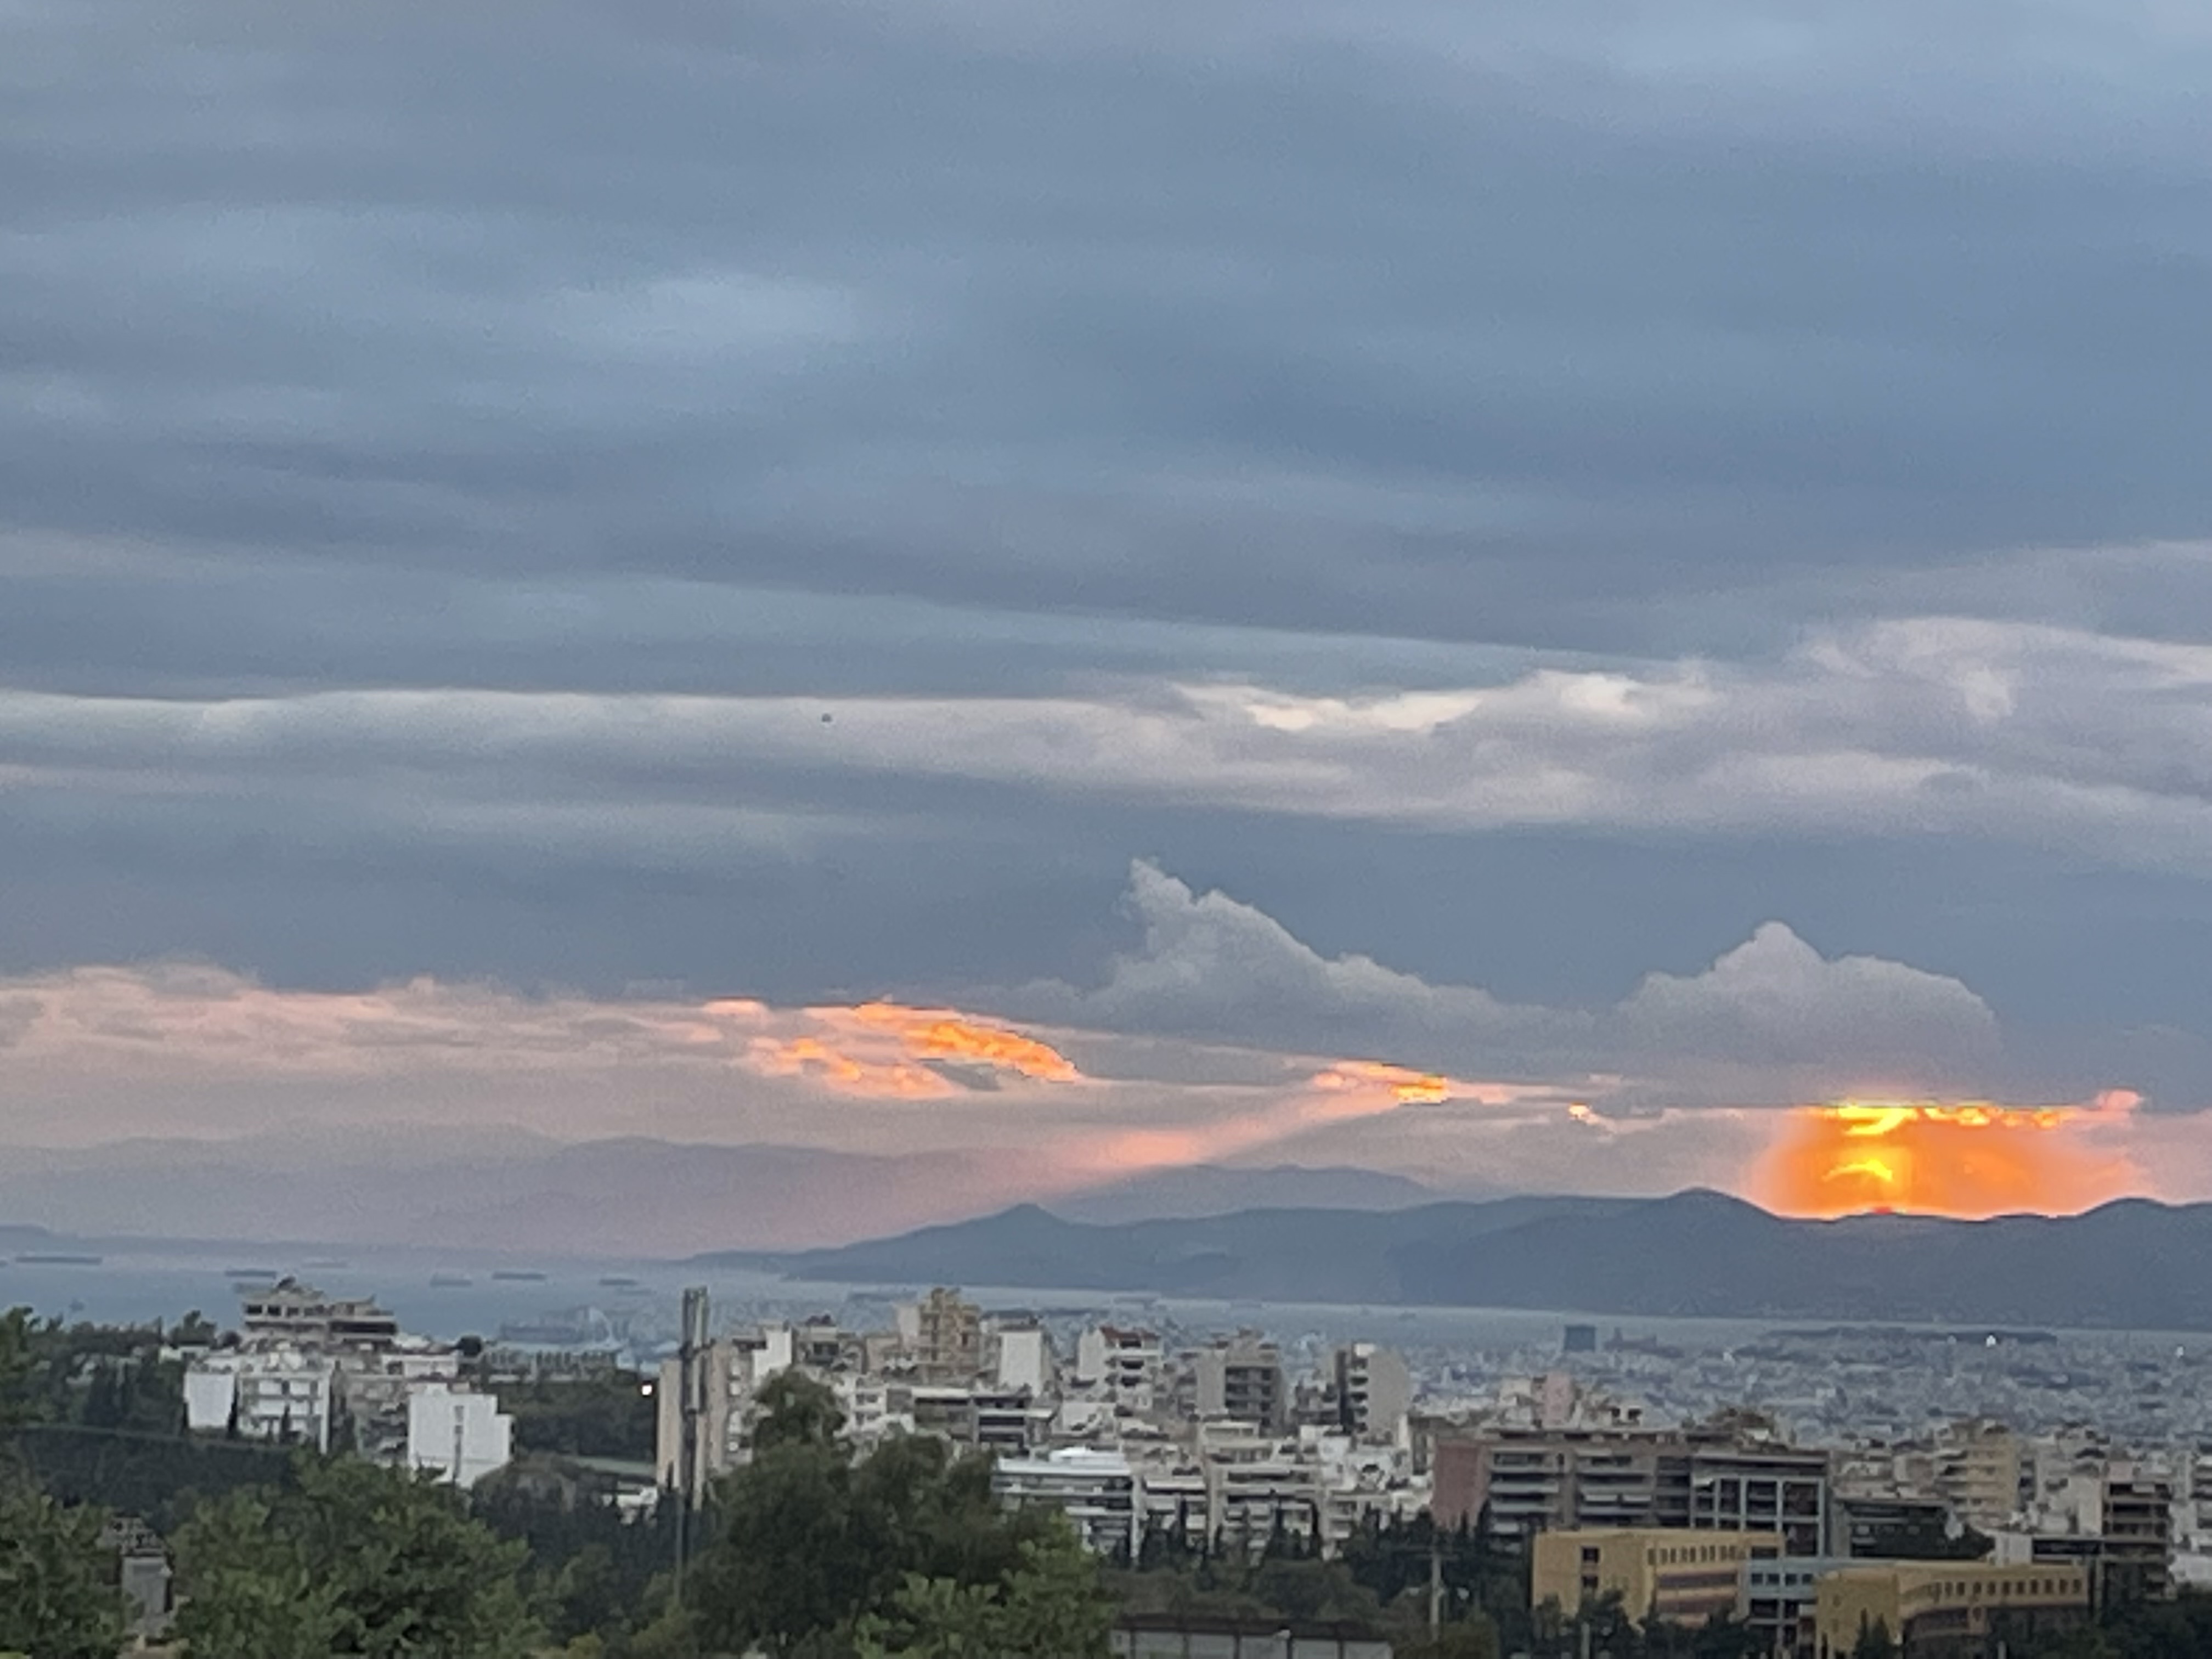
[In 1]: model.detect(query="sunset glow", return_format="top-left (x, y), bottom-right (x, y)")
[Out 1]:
top-left (746, 1003), bottom-right (1085, 1098)
top-left (1313, 1060), bottom-right (1453, 1104)
top-left (844, 1002), bottom-right (1082, 1082)
top-left (1758, 1095), bottom-right (2142, 1219)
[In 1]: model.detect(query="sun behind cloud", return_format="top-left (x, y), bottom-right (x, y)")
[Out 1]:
top-left (1756, 1094), bottom-right (2143, 1219)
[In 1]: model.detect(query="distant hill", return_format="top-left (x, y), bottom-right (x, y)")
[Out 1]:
top-left (0, 1135), bottom-right (1459, 1254)
top-left (1045, 1164), bottom-right (1444, 1224)
top-left (0, 1137), bottom-right (1032, 1256)
top-left (709, 1192), bottom-right (2212, 1329)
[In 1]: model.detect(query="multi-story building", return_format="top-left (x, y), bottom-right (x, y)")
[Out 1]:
top-left (1830, 1494), bottom-right (1965, 1559)
top-left (995, 1447), bottom-right (1141, 1556)
top-left (1691, 1443), bottom-right (1831, 1559)
top-left (992, 1325), bottom-right (1054, 1396)
top-left (1741, 1556), bottom-right (1851, 1657)
top-left (405, 1382), bottom-right (515, 1489)
top-left (1810, 1561), bottom-right (2089, 1657)
top-left (1434, 1427), bottom-right (1691, 1537)
top-left (1933, 1421), bottom-right (2025, 1532)
top-left (239, 1279), bottom-right (400, 1350)
top-left (1076, 1326), bottom-right (1165, 1416)
top-left (909, 1384), bottom-right (1052, 1454)
top-left (2100, 1468), bottom-right (2175, 1602)
top-left (183, 1347), bottom-right (337, 1451)
top-left (1992, 1459), bottom-right (2176, 1606)
top-left (340, 1336), bottom-right (466, 1460)
top-left (909, 1288), bottom-right (984, 1382)
top-left (1435, 1425), bottom-right (1829, 1555)
top-left (655, 1324), bottom-right (795, 1494)
top-left (1333, 1344), bottom-right (1412, 1443)
top-left (1531, 1528), bottom-right (1781, 1628)
top-left (1194, 1334), bottom-right (1285, 1433)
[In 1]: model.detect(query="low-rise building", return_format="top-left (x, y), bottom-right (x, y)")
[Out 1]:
top-left (1531, 1527), bottom-right (1782, 1628)
top-left (183, 1347), bottom-right (337, 1451)
top-left (1811, 1561), bottom-right (2089, 1657)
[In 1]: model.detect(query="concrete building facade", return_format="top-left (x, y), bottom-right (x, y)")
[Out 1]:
top-left (1531, 1527), bottom-right (1782, 1628)
top-left (405, 1382), bottom-right (515, 1489)
top-left (1811, 1561), bottom-right (2089, 1658)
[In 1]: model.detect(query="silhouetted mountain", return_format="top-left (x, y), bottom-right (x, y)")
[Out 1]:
top-left (1046, 1164), bottom-right (1445, 1223)
top-left (713, 1192), bottom-right (2212, 1328)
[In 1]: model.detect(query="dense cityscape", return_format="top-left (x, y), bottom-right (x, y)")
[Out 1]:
top-left (11, 1272), bottom-right (2212, 1656)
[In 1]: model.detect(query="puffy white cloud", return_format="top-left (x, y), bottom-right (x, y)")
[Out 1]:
top-left (1002, 863), bottom-right (2000, 1104)
top-left (1006, 861), bottom-right (1557, 1048)
top-left (1618, 921), bottom-right (2000, 1071)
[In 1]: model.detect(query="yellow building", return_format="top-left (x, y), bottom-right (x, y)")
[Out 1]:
top-left (1531, 1528), bottom-right (1781, 1627)
top-left (1813, 1561), bottom-right (2089, 1657)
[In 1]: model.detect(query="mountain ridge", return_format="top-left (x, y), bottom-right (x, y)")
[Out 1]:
top-left (698, 1191), bottom-right (2212, 1329)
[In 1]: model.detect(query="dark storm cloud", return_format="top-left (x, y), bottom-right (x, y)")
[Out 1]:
top-left (1, 0), bottom-right (2203, 658)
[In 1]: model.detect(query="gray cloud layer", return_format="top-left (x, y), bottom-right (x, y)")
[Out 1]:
top-left (1, 0), bottom-right (2207, 1158)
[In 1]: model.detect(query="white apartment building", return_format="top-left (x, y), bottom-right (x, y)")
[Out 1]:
top-left (183, 1348), bottom-right (336, 1452)
top-left (405, 1383), bottom-right (515, 1489)
top-left (1075, 1326), bottom-right (1164, 1416)
top-left (994, 1326), bottom-right (1054, 1396)
top-left (995, 1447), bottom-right (1142, 1556)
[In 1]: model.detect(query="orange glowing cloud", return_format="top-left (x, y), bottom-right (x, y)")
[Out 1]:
top-left (1314, 1060), bottom-right (1452, 1104)
top-left (843, 1002), bottom-right (1081, 1082)
top-left (742, 1033), bottom-right (956, 1099)
top-left (1757, 1093), bottom-right (2143, 1218)
top-left (743, 1003), bottom-right (1084, 1099)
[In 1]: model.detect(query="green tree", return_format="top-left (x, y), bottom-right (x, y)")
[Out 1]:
top-left (1, 1306), bottom-right (38, 1434)
top-left (172, 1456), bottom-right (540, 1659)
top-left (856, 1520), bottom-right (1113, 1659)
top-left (0, 1479), bottom-right (132, 1659)
top-left (689, 1375), bottom-right (1085, 1658)
top-left (751, 1370), bottom-right (848, 1453)
top-left (689, 1431), bottom-right (858, 1657)
top-left (1392, 1623), bottom-right (1499, 1659)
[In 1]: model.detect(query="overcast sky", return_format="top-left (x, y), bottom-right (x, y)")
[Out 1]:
top-left (2, 0), bottom-right (2208, 1218)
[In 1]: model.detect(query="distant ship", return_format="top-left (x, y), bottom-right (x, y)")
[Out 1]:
top-left (491, 1269), bottom-right (548, 1282)
top-left (17, 1252), bottom-right (103, 1266)
top-left (598, 1275), bottom-right (642, 1289)
top-left (224, 1267), bottom-right (279, 1280)
top-left (430, 1273), bottom-right (472, 1288)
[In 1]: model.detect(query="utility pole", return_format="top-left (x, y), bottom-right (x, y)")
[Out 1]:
top-left (1428, 1536), bottom-right (1443, 1630)
top-left (672, 1285), bottom-right (709, 1598)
